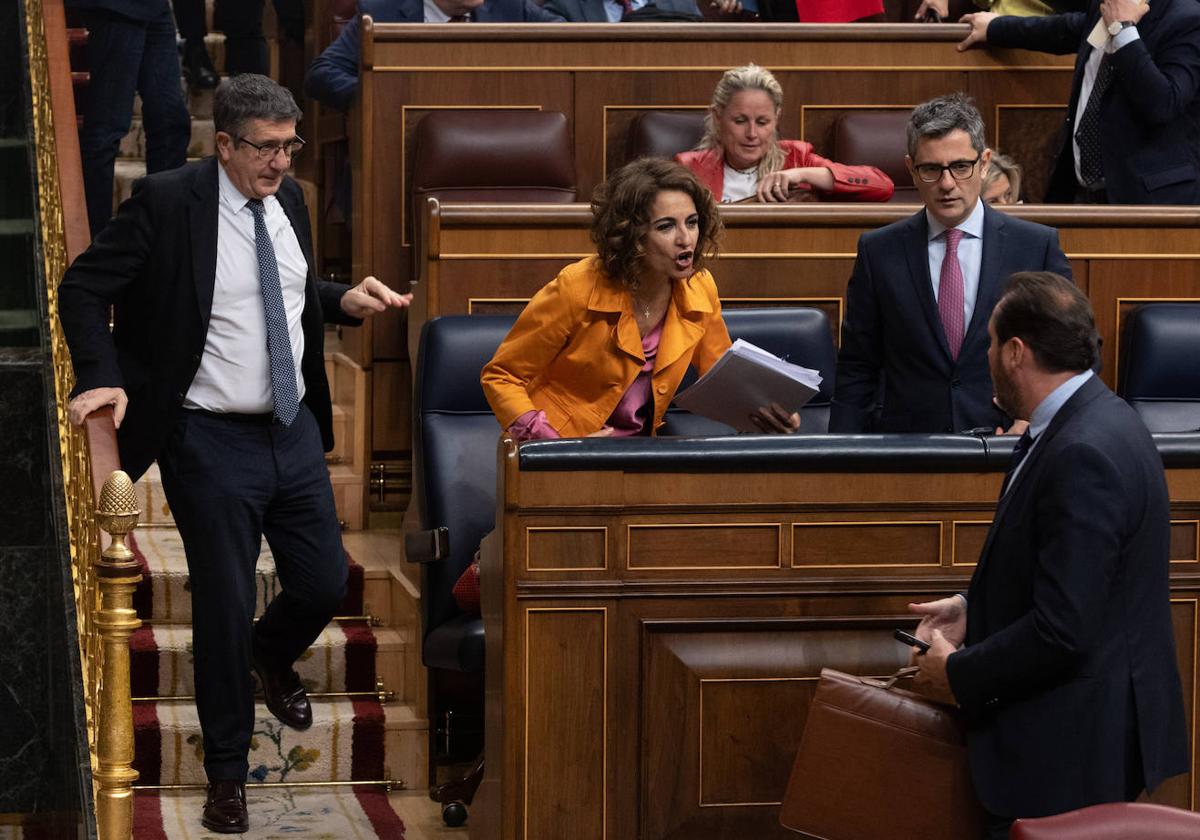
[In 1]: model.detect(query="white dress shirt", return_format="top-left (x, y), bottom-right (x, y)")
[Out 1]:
top-left (184, 163), bottom-right (309, 414)
top-left (926, 197), bottom-right (985, 331)
top-left (1071, 27), bottom-right (1141, 186)
top-left (721, 164), bottom-right (758, 203)
top-left (423, 0), bottom-right (454, 21)
top-left (603, 0), bottom-right (648, 20)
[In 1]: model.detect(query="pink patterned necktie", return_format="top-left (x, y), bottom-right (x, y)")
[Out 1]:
top-left (939, 228), bottom-right (965, 360)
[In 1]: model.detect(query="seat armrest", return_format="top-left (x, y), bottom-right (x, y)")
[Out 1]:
top-left (406, 527), bottom-right (449, 564)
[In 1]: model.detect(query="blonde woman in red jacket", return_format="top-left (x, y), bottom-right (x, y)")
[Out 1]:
top-left (676, 64), bottom-right (894, 204)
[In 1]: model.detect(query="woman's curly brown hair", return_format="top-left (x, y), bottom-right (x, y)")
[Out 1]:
top-left (590, 158), bottom-right (722, 289)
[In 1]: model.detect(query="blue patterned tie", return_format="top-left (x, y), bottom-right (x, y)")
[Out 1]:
top-left (248, 199), bottom-right (300, 426)
top-left (999, 429), bottom-right (1034, 497)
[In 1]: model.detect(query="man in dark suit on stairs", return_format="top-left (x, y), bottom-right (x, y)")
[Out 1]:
top-left (67, 0), bottom-right (192, 237)
top-left (58, 74), bottom-right (410, 834)
top-left (830, 94), bottom-right (1072, 434)
top-left (909, 271), bottom-right (1188, 838)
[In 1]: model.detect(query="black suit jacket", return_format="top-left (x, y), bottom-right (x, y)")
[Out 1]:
top-left (541, 0), bottom-right (700, 21)
top-left (989, 0), bottom-right (1200, 204)
top-left (58, 157), bottom-right (360, 482)
top-left (947, 375), bottom-right (1188, 818)
top-left (830, 204), bottom-right (1072, 433)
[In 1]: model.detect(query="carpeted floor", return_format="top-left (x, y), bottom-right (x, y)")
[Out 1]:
top-left (134, 786), bottom-right (405, 839)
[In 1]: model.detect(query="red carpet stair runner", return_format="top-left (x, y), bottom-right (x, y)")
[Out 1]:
top-left (126, 467), bottom-right (408, 839)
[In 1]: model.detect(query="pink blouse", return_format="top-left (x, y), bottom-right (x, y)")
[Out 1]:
top-left (506, 318), bottom-right (664, 441)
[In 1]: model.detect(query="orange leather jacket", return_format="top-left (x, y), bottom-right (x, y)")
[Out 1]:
top-left (676, 140), bottom-right (894, 202)
top-left (481, 258), bottom-right (732, 437)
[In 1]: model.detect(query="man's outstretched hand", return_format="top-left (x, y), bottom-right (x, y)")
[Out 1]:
top-left (340, 276), bottom-right (413, 318)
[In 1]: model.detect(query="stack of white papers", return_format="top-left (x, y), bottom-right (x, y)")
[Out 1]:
top-left (673, 338), bottom-right (823, 432)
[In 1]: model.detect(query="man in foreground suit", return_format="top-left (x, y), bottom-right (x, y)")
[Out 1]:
top-left (58, 75), bottom-right (411, 833)
top-left (959, 0), bottom-right (1200, 204)
top-left (830, 94), bottom-right (1072, 433)
top-left (910, 271), bottom-right (1188, 838)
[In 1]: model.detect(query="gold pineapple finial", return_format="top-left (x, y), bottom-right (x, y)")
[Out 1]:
top-left (96, 470), bottom-right (140, 572)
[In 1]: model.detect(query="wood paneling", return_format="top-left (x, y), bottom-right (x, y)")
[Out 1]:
top-left (526, 526), bottom-right (608, 571)
top-left (524, 608), bottom-right (607, 840)
top-left (1173, 522), bottom-right (1200, 566)
top-left (952, 520), bottom-right (991, 567)
top-left (792, 520), bottom-right (941, 569)
top-left (628, 523), bottom-right (781, 571)
top-left (476, 445), bottom-right (1200, 840)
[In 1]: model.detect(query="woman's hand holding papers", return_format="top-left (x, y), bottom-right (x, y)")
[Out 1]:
top-left (749, 401), bottom-right (801, 434)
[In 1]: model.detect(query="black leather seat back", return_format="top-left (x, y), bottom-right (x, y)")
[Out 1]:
top-left (662, 307), bottom-right (838, 435)
top-left (412, 316), bottom-right (509, 637)
top-left (1118, 303), bottom-right (1200, 433)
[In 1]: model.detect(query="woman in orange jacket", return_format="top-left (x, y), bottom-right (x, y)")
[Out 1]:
top-left (677, 64), bottom-right (894, 204)
top-left (481, 158), bottom-right (799, 440)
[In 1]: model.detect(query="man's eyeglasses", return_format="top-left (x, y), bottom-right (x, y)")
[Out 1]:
top-left (236, 135), bottom-right (306, 161)
top-left (913, 156), bottom-right (981, 183)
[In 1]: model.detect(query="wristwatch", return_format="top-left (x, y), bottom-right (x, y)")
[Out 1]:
top-left (1107, 19), bottom-right (1135, 35)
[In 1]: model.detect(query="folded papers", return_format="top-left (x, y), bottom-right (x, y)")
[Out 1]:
top-left (673, 338), bottom-right (822, 432)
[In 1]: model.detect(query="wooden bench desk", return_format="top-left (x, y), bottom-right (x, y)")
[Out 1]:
top-left (472, 435), bottom-right (1200, 839)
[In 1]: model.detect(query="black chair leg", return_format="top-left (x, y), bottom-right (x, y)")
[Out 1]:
top-left (430, 754), bottom-right (484, 826)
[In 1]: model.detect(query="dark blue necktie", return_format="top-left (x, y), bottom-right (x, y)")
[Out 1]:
top-left (1074, 53), bottom-right (1115, 188)
top-left (248, 199), bottom-right (300, 426)
top-left (999, 429), bottom-right (1034, 497)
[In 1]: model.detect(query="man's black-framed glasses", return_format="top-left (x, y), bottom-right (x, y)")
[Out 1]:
top-left (236, 135), bottom-right (306, 161)
top-left (913, 156), bottom-right (981, 183)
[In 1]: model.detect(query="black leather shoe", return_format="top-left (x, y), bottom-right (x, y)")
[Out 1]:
top-left (202, 780), bottom-right (248, 834)
top-left (252, 650), bottom-right (313, 731)
top-left (182, 41), bottom-right (219, 91)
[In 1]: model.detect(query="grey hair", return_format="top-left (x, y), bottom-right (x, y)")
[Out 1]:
top-left (696, 64), bottom-right (786, 179)
top-left (213, 74), bottom-right (302, 139)
top-left (906, 93), bottom-right (986, 159)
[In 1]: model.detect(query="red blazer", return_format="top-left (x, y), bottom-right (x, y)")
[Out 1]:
top-left (795, 0), bottom-right (882, 21)
top-left (676, 140), bottom-right (893, 203)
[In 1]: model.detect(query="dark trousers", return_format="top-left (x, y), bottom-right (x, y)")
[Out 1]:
top-left (172, 0), bottom-right (305, 76)
top-left (78, 6), bottom-right (190, 237)
top-left (158, 404), bottom-right (347, 782)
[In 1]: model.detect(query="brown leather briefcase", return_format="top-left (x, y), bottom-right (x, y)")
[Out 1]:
top-left (779, 667), bottom-right (984, 840)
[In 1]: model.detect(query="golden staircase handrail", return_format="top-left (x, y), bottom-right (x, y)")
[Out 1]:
top-left (26, 0), bottom-right (142, 837)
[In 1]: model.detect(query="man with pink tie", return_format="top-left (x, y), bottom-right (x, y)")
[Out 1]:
top-left (830, 93), bottom-right (1072, 434)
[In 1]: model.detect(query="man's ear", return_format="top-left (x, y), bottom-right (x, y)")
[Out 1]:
top-left (214, 131), bottom-right (233, 162)
top-left (1006, 336), bottom-right (1025, 369)
top-left (979, 147), bottom-right (993, 181)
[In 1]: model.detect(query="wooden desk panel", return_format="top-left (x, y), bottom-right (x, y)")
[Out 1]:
top-left (419, 202), bottom-right (1200, 392)
top-left (473, 445), bottom-right (1200, 840)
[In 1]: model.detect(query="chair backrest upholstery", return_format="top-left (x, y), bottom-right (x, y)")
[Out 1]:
top-left (1118, 303), bottom-right (1200, 432)
top-left (412, 316), bottom-right (509, 635)
top-left (662, 307), bottom-right (838, 435)
top-left (1010, 802), bottom-right (1200, 839)
top-left (410, 110), bottom-right (576, 206)
top-left (624, 111), bottom-right (707, 162)
top-left (831, 111), bottom-right (917, 203)
top-left (409, 110), bottom-right (577, 275)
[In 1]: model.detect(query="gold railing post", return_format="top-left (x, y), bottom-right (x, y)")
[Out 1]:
top-left (93, 471), bottom-right (142, 840)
